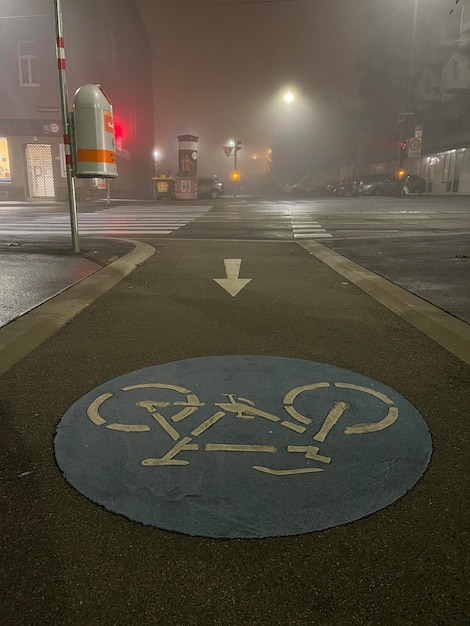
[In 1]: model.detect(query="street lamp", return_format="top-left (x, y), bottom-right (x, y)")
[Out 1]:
top-left (283, 91), bottom-right (295, 104)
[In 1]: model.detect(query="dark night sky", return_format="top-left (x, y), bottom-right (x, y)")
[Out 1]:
top-left (136, 0), bottom-right (365, 180)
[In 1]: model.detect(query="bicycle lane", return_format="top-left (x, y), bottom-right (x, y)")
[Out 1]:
top-left (1, 238), bottom-right (468, 625)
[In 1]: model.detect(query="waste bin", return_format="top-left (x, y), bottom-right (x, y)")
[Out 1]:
top-left (152, 175), bottom-right (175, 199)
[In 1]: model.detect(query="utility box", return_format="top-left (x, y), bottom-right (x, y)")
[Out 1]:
top-left (73, 84), bottom-right (118, 179)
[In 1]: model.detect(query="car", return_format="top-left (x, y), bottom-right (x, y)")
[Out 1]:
top-left (197, 176), bottom-right (225, 199)
top-left (287, 183), bottom-right (326, 197)
top-left (326, 180), bottom-right (341, 195)
top-left (336, 177), bottom-right (355, 196)
top-left (358, 173), bottom-right (426, 196)
top-left (355, 173), bottom-right (391, 195)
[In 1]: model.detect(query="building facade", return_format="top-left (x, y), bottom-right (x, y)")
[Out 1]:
top-left (0, 0), bottom-right (154, 201)
top-left (357, 0), bottom-right (470, 194)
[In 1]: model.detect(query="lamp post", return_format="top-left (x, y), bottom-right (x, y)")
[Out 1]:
top-left (153, 149), bottom-right (161, 175)
top-left (397, 0), bottom-right (419, 172)
top-left (228, 139), bottom-right (241, 197)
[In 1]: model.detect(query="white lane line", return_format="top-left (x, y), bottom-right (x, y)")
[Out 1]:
top-left (0, 229), bottom-right (174, 235)
top-left (294, 233), bottom-right (333, 238)
top-left (292, 226), bottom-right (326, 231)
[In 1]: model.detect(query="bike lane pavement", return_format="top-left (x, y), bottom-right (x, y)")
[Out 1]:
top-left (1, 238), bottom-right (468, 625)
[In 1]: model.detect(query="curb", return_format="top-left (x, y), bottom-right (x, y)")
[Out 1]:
top-left (299, 240), bottom-right (470, 366)
top-left (0, 239), bottom-right (155, 375)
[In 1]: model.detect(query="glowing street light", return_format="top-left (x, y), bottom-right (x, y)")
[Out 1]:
top-left (283, 91), bottom-right (295, 104)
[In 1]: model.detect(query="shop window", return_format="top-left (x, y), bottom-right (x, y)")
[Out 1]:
top-left (0, 137), bottom-right (11, 183)
top-left (18, 41), bottom-right (39, 86)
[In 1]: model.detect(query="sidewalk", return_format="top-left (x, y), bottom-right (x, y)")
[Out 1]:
top-left (1, 237), bottom-right (468, 625)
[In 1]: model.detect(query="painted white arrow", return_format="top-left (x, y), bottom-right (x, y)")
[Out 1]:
top-left (214, 259), bottom-right (252, 297)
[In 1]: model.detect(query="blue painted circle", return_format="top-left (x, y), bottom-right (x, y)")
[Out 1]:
top-left (54, 356), bottom-right (432, 538)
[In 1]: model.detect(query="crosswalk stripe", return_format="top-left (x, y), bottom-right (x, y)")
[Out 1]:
top-left (290, 209), bottom-right (333, 239)
top-left (0, 204), bottom-right (214, 237)
top-left (293, 232), bottom-right (333, 238)
top-left (0, 204), bottom-right (335, 239)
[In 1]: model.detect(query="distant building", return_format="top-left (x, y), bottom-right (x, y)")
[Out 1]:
top-left (0, 0), bottom-right (154, 200)
top-left (357, 0), bottom-right (470, 193)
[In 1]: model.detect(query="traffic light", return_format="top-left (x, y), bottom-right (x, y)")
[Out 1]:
top-left (400, 141), bottom-right (407, 151)
top-left (231, 169), bottom-right (240, 182)
top-left (236, 140), bottom-right (242, 152)
top-left (114, 119), bottom-right (124, 151)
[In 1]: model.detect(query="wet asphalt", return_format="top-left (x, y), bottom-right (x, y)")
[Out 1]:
top-left (0, 236), bottom-right (469, 625)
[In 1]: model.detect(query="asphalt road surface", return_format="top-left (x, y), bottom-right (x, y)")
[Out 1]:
top-left (0, 196), bottom-right (469, 625)
top-left (1, 195), bottom-right (469, 325)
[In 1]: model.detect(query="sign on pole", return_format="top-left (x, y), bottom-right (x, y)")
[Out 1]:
top-left (223, 146), bottom-right (233, 157)
top-left (408, 136), bottom-right (422, 158)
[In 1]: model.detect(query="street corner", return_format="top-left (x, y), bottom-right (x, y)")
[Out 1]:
top-left (54, 355), bottom-right (432, 539)
top-left (0, 238), bottom-right (155, 376)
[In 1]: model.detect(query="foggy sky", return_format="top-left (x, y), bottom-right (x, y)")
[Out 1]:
top-left (136, 0), bottom-right (364, 180)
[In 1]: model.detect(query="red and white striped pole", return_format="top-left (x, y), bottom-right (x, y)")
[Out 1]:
top-left (54, 0), bottom-right (79, 253)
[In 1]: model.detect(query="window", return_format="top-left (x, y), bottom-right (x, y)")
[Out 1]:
top-left (18, 41), bottom-right (39, 86)
top-left (0, 137), bottom-right (12, 183)
top-left (442, 152), bottom-right (450, 183)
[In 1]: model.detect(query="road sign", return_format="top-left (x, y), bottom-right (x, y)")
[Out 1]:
top-left (223, 146), bottom-right (233, 157)
top-left (408, 136), bottom-right (422, 157)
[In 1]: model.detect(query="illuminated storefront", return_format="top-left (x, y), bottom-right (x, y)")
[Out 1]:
top-left (0, 137), bottom-right (11, 184)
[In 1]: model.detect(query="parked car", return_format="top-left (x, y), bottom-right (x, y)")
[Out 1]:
top-left (197, 176), bottom-right (225, 199)
top-left (282, 181), bottom-right (328, 197)
top-left (355, 173), bottom-right (391, 195)
top-left (326, 180), bottom-right (341, 195)
top-left (358, 173), bottom-right (426, 196)
top-left (336, 177), bottom-right (355, 197)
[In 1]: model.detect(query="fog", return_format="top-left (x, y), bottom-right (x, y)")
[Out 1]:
top-left (136, 0), bottom-right (364, 184)
top-left (132, 0), bottom-right (453, 189)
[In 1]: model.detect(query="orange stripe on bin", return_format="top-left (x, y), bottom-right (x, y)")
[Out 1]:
top-left (77, 149), bottom-right (116, 164)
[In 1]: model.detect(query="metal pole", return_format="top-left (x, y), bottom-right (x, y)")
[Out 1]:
top-left (396, 0), bottom-right (419, 181)
top-left (54, 0), bottom-right (80, 253)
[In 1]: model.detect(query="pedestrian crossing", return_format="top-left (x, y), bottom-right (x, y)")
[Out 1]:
top-left (0, 204), bottom-right (213, 237)
top-left (289, 213), bottom-right (333, 239)
top-left (0, 202), bottom-right (334, 240)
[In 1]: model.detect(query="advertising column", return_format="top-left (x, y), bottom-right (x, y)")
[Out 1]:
top-left (175, 134), bottom-right (198, 200)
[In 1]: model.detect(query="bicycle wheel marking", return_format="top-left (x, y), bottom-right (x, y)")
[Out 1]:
top-left (55, 356), bottom-right (432, 538)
